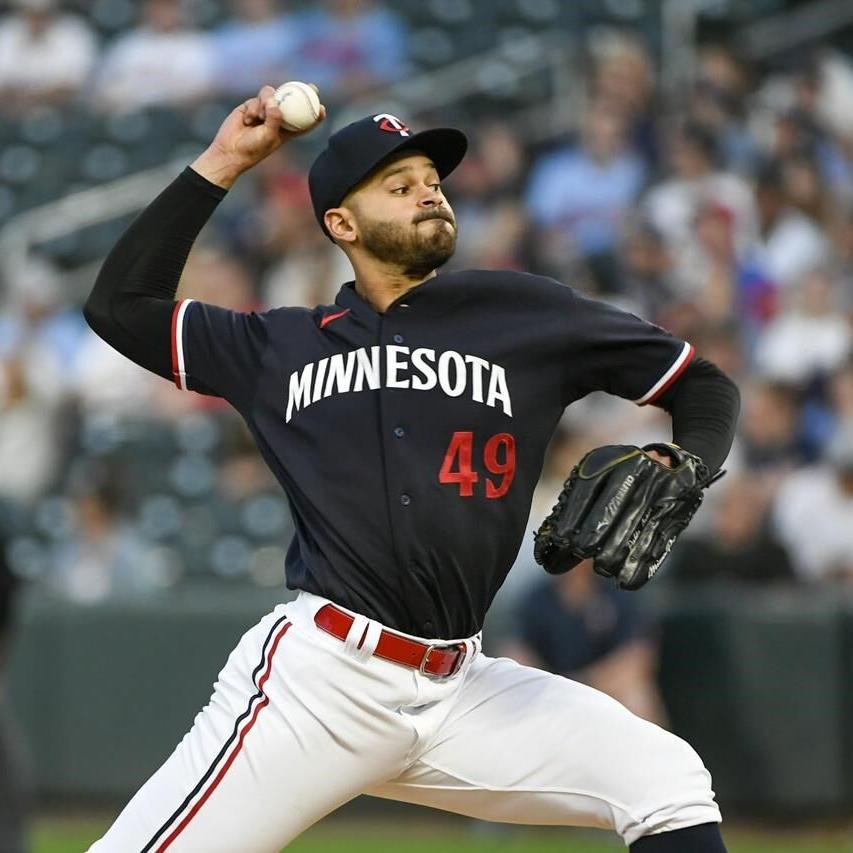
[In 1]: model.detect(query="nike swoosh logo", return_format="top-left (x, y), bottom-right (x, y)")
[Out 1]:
top-left (319, 308), bottom-right (351, 329)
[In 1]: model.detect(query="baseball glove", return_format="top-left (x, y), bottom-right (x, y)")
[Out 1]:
top-left (533, 443), bottom-right (719, 590)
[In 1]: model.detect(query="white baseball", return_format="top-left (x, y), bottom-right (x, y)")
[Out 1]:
top-left (273, 81), bottom-right (322, 132)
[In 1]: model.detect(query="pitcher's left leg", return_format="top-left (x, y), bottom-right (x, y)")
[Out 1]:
top-left (369, 654), bottom-right (723, 849)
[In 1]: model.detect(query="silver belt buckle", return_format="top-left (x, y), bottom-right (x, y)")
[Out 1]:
top-left (419, 643), bottom-right (466, 679)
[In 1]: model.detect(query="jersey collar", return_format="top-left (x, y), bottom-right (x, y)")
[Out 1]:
top-left (335, 276), bottom-right (437, 315)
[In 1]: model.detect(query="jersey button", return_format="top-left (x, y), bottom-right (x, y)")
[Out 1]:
top-left (393, 334), bottom-right (404, 344)
top-left (394, 426), bottom-right (405, 438)
top-left (400, 493), bottom-right (411, 506)
top-left (423, 621), bottom-right (434, 635)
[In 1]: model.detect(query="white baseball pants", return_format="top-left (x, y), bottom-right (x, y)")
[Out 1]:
top-left (89, 591), bottom-right (721, 852)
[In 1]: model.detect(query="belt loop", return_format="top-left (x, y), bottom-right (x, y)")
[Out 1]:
top-left (344, 614), bottom-right (370, 660)
top-left (462, 634), bottom-right (480, 669)
top-left (358, 620), bottom-right (382, 661)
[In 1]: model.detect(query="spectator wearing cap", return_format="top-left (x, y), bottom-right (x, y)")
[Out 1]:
top-left (772, 426), bottom-right (853, 583)
top-left (0, 0), bottom-right (97, 109)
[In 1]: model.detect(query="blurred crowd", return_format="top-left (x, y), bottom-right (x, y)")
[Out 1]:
top-left (1, 0), bottom-right (853, 719)
top-left (0, 0), bottom-right (407, 111)
top-left (504, 36), bottom-right (853, 598)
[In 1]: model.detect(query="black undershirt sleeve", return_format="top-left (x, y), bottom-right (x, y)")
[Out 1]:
top-left (653, 356), bottom-right (741, 475)
top-left (83, 167), bottom-right (227, 380)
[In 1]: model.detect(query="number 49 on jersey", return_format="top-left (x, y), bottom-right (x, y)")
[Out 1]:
top-left (439, 431), bottom-right (516, 499)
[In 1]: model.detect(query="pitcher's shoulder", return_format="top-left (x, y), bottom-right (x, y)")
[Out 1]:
top-left (441, 268), bottom-right (578, 306)
top-left (261, 304), bottom-right (320, 326)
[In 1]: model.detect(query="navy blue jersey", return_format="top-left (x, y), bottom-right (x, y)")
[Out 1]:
top-left (171, 270), bottom-right (693, 637)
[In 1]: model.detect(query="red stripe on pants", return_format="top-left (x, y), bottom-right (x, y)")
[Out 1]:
top-left (156, 620), bottom-right (293, 851)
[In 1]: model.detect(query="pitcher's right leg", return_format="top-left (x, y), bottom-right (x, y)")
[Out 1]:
top-left (89, 602), bottom-right (417, 853)
top-left (369, 653), bottom-right (722, 849)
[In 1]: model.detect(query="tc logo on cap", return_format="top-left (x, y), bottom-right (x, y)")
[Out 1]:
top-left (373, 114), bottom-right (411, 136)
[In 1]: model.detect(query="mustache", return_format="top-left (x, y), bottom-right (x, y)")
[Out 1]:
top-left (413, 210), bottom-right (455, 227)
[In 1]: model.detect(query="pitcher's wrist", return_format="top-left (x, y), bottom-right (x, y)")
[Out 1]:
top-left (190, 147), bottom-right (247, 190)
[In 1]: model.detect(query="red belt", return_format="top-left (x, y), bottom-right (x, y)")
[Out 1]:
top-left (314, 604), bottom-right (467, 678)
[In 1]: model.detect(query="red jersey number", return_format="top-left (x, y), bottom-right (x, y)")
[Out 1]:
top-left (439, 431), bottom-right (516, 499)
top-left (438, 431), bottom-right (479, 497)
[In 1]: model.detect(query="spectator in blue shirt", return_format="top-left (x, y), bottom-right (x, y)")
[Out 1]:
top-left (293, 0), bottom-right (408, 98)
top-left (525, 100), bottom-right (647, 263)
top-left (209, 0), bottom-right (297, 96)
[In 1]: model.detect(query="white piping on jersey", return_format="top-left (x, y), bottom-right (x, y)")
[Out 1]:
top-left (633, 341), bottom-right (693, 405)
top-left (285, 345), bottom-right (513, 424)
top-left (174, 298), bottom-right (195, 391)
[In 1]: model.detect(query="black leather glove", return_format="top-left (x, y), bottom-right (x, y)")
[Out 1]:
top-left (533, 443), bottom-right (719, 590)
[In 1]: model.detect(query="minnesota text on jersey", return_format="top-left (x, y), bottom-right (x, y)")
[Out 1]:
top-left (285, 345), bottom-right (513, 423)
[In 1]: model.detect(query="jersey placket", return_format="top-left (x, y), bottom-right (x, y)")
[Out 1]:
top-left (375, 307), bottom-right (415, 606)
top-left (380, 302), bottom-right (442, 636)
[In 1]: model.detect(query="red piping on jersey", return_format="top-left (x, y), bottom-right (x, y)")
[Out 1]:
top-left (170, 300), bottom-right (182, 388)
top-left (319, 308), bottom-right (351, 329)
top-left (155, 620), bottom-right (293, 851)
top-left (644, 343), bottom-right (695, 405)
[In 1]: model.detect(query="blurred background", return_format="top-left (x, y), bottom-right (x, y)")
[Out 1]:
top-left (1, 0), bottom-right (853, 850)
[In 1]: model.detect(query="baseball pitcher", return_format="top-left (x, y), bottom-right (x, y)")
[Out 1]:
top-left (83, 85), bottom-right (740, 852)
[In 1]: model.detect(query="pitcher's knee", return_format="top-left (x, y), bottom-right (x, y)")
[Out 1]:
top-left (620, 730), bottom-right (721, 846)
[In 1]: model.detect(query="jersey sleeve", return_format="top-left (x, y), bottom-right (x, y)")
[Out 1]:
top-left (171, 298), bottom-right (268, 412)
top-left (561, 287), bottom-right (694, 405)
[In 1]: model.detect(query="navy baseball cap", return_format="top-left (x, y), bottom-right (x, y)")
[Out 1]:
top-left (308, 113), bottom-right (468, 238)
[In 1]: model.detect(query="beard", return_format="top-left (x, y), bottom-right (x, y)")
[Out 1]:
top-left (358, 211), bottom-right (457, 279)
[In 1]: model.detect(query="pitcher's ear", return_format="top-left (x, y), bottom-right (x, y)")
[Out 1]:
top-left (325, 208), bottom-right (357, 244)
